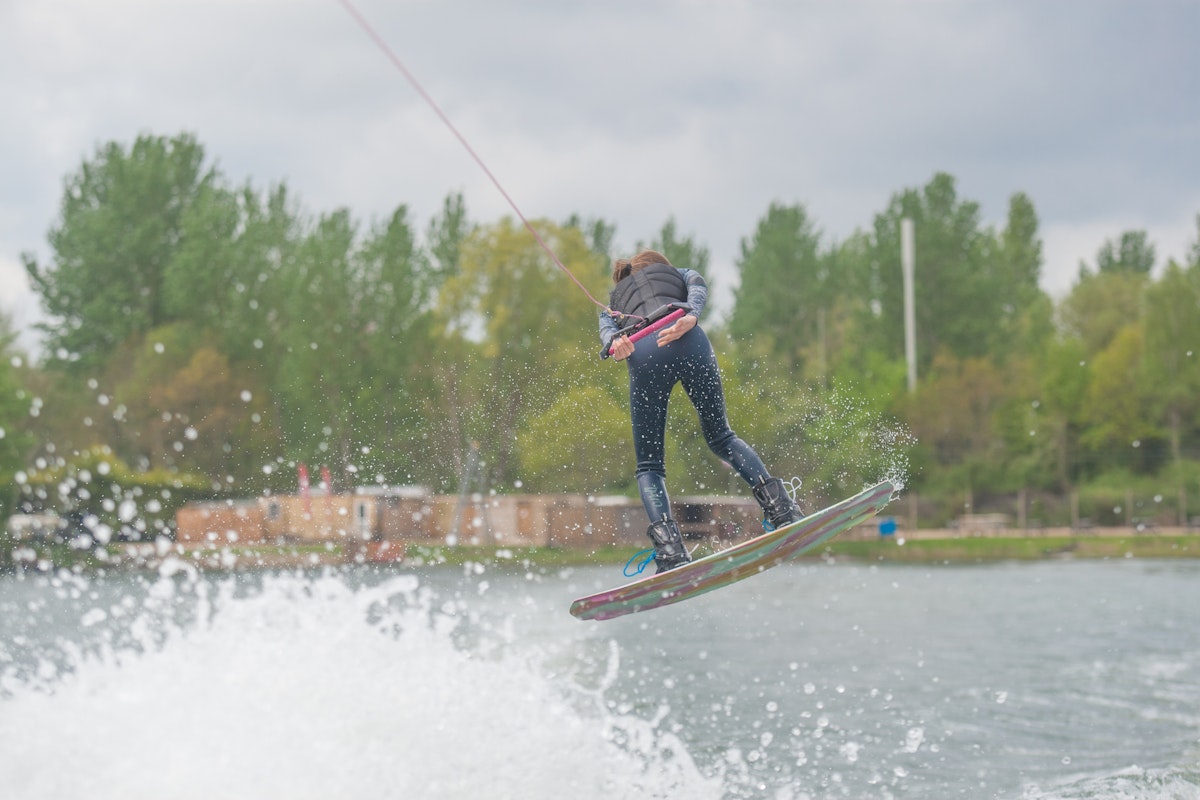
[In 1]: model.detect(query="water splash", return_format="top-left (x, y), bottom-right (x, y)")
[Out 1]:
top-left (5, 562), bottom-right (1199, 799)
top-left (790, 383), bottom-right (916, 499)
top-left (1020, 765), bottom-right (1200, 800)
top-left (0, 570), bottom-right (721, 800)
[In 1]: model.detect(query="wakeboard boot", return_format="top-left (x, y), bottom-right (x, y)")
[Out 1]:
top-left (646, 517), bottom-right (691, 573)
top-left (753, 477), bottom-right (804, 531)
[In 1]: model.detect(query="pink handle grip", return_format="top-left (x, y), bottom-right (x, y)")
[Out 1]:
top-left (609, 308), bottom-right (687, 355)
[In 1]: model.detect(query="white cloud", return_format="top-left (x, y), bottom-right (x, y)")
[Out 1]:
top-left (2, 0), bottom-right (1198, 336)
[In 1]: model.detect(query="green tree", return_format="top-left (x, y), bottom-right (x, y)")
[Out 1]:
top-left (439, 218), bottom-right (602, 488)
top-left (563, 213), bottom-right (618, 263)
top-left (23, 133), bottom-right (215, 371)
top-left (426, 192), bottom-right (470, 295)
top-left (1189, 214), bottom-right (1200, 269)
top-left (997, 193), bottom-right (1043, 301)
top-left (16, 446), bottom-right (211, 542)
top-left (820, 231), bottom-right (900, 395)
top-left (859, 173), bottom-right (1024, 369)
top-left (1096, 230), bottom-right (1156, 275)
top-left (994, 193), bottom-right (1052, 358)
top-left (349, 206), bottom-right (447, 484)
top-left (270, 206), bottom-right (438, 485)
top-left (108, 332), bottom-right (278, 486)
top-left (0, 313), bottom-right (35, 489)
top-left (423, 194), bottom-right (478, 488)
top-left (270, 208), bottom-right (360, 471)
top-left (102, 323), bottom-right (208, 469)
top-left (729, 202), bottom-right (826, 374)
top-left (1032, 336), bottom-right (1090, 490)
top-left (165, 182), bottom-right (301, 365)
top-left (1079, 323), bottom-right (1161, 473)
top-left (1056, 229), bottom-right (1157, 411)
top-left (1058, 269), bottom-right (1149, 355)
top-left (1142, 260), bottom-right (1200, 466)
top-left (518, 385), bottom-right (631, 492)
top-left (904, 352), bottom-right (1014, 497)
top-left (639, 217), bottom-right (711, 275)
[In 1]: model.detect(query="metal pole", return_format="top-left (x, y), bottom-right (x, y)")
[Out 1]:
top-left (901, 218), bottom-right (917, 393)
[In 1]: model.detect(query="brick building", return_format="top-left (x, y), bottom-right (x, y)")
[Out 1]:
top-left (175, 488), bottom-right (762, 551)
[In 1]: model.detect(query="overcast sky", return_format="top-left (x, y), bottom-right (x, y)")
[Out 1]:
top-left (3, 1), bottom-right (1198, 353)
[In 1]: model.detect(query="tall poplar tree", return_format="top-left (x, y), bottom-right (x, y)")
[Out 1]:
top-left (1143, 260), bottom-right (1200, 466)
top-left (863, 173), bottom-right (1007, 367)
top-left (23, 133), bottom-right (215, 371)
top-left (729, 202), bottom-right (825, 372)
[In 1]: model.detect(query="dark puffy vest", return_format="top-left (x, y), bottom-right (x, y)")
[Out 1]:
top-left (609, 262), bottom-right (687, 320)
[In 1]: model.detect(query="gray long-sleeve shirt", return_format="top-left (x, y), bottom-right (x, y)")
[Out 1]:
top-left (598, 267), bottom-right (708, 358)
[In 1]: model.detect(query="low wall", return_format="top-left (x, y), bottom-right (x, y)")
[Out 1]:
top-left (175, 492), bottom-right (767, 548)
top-left (176, 502), bottom-right (267, 545)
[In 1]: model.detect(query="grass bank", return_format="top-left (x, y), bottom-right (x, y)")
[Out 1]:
top-left (7, 535), bottom-right (1200, 574)
top-left (821, 534), bottom-right (1200, 563)
top-left (405, 535), bottom-right (1200, 570)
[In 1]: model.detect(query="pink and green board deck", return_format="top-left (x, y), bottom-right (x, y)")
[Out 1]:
top-left (569, 480), bottom-right (896, 621)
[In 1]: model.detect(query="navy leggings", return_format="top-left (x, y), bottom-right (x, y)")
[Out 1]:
top-left (625, 325), bottom-right (770, 522)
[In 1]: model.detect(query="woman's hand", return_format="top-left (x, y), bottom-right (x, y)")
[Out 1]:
top-left (610, 335), bottom-right (634, 361)
top-left (655, 313), bottom-right (697, 347)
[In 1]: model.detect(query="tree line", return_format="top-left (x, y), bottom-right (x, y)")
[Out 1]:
top-left (4, 132), bottom-right (1199, 531)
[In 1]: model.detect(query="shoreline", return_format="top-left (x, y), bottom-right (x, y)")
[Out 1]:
top-left (5, 529), bottom-right (1200, 573)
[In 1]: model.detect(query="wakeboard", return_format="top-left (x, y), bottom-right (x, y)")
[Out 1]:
top-left (569, 480), bottom-right (896, 621)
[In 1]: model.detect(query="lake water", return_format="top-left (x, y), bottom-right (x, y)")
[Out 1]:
top-left (1, 557), bottom-right (1198, 799)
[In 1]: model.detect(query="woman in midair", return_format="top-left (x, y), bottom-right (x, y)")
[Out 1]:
top-left (599, 249), bottom-right (803, 572)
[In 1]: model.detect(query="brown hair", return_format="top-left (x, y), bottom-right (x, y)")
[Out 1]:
top-left (611, 249), bottom-right (673, 284)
